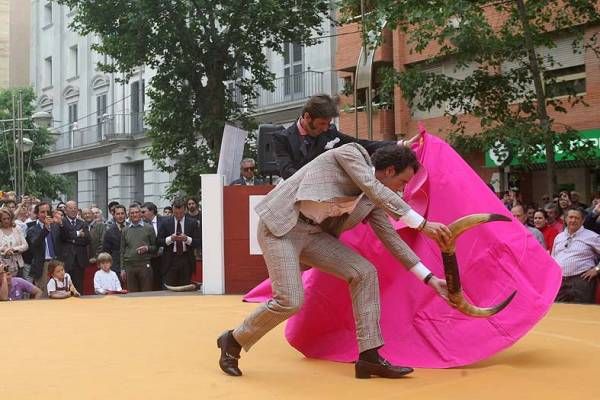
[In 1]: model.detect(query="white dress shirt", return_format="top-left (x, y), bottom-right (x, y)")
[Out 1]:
top-left (552, 226), bottom-right (600, 277)
top-left (164, 216), bottom-right (193, 252)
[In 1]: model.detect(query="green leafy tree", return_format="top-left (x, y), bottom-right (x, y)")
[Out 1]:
top-left (344, 0), bottom-right (600, 196)
top-left (57, 0), bottom-right (331, 195)
top-left (0, 88), bottom-right (68, 199)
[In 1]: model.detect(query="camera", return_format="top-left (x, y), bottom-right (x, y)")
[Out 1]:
top-left (1, 265), bottom-right (9, 273)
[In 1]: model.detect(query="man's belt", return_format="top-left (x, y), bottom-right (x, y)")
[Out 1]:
top-left (298, 212), bottom-right (317, 225)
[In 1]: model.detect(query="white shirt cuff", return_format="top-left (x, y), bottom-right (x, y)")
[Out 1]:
top-left (165, 236), bottom-right (172, 246)
top-left (400, 209), bottom-right (425, 229)
top-left (185, 236), bottom-right (192, 245)
top-left (410, 262), bottom-right (431, 281)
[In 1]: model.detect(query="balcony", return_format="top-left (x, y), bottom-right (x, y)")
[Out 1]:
top-left (52, 112), bottom-right (146, 152)
top-left (252, 70), bottom-right (324, 112)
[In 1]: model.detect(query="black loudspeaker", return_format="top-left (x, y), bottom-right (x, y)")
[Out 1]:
top-left (257, 124), bottom-right (284, 177)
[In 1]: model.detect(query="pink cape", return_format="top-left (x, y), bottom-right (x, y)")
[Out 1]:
top-left (244, 129), bottom-right (562, 368)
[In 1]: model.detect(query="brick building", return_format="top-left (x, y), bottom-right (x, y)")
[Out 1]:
top-left (335, 19), bottom-right (600, 204)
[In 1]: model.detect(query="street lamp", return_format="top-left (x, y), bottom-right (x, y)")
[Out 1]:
top-left (31, 111), bottom-right (52, 129)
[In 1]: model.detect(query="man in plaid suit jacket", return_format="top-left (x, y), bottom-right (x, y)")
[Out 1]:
top-left (218, 143), bottom-right (451, 379)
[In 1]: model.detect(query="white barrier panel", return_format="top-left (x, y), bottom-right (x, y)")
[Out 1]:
top-left (248, 195), bottom-right (266, 255)
top-left (216, 124), bottom-right (248, 185)
top-left (201, 174), bottom-right (225, 294)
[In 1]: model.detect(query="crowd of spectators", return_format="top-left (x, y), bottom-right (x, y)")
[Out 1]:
top-left (1, 187), bottom-right (599, 304)
top-left (502, 189), bottom-right (600, 304)
top-left (0, 191), bottom-right (202, 301)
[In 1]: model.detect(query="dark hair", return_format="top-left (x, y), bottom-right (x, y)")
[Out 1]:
top-left (566, 206), bottom-right (585, 219)
top-left (163, 206), bottom-right (173, 212)
top-left (173, 198), bottom-right (186, 209)
top-left (186, 196), bottom-right (198, 205)
top-left (47, 260), bottom-right (65, 276)
top-left (108, 201), bottom-right (120, 210)
top-left (113, 205), bottom-right (126, 214)
top-left (371, 145), bottom-right (420, 175)
top-left (142, 202), bottom-right (158, 215)
top-left (534, 209), bottom-right (549, 219)
top-left (559, 190), bottom-right (572, 201)
top-left (34, 201), bottom-right (52, 215)
top-left (128, 203), bottom-right (141, 210)
top-left (302, 94), bottom-right (339, 119)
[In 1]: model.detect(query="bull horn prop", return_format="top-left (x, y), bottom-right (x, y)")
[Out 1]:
top-left (164, 281), bottom-right (202, 292)
top-left (441, 213), bottom-right (516, 318)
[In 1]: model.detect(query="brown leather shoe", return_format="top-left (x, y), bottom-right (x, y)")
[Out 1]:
top-left (217, 330), bottom-right (242, 376)
top-left (355, 356), bottom-right (414, 379)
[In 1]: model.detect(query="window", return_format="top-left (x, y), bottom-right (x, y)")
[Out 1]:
top-left (409, 59), bottom-right (475, 119)
top-left (62, 173), bottom-right (78, 203)
top-left (544, 65), bottom-right (585, 98)
top-left (43, 2), bottom-right (52, 26)
top-left (123, 162), bottom-right (144, 203)
top-left (283, 43), bottom-right (303, 97)
top-left (69, 45), bottom-right (79, 77)
top-left (96, 94), bottom-right (107, 140)
top-left (44, 57), bottom-right (52, 88)
top-left (540, 35), bottom-right (585, 98)
top-left (92, 168), bottom-right (108, 214)
top-left (68, 103), bottom-right (78, 148)
top-left (130, 79), bottom-right (145, 133)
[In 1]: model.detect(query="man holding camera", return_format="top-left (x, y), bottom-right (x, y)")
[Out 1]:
top-left (26, 202), bottom-right (62, 296)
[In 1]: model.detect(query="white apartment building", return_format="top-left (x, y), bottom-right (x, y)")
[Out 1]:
top-left (31, 1), bottom-right (337, 211)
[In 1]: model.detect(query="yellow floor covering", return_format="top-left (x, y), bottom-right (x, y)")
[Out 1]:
top-left (2, 295), bottom-right (600, 400)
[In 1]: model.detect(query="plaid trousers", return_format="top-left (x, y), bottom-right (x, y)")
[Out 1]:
top-left (233, 220), bottom-right (383, 353)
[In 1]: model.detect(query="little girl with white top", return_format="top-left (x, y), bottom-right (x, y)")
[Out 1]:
top-left (47, 260), bottom-right (80, 299)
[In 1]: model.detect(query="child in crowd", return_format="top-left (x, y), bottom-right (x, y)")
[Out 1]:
top-left (94, 252), bottom-right (124, 294)
top-left (47, 260), bottom-right (80, 299)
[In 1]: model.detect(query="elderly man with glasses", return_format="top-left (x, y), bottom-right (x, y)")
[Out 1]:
top-left (230, 158), bottom-right (264, 186)
top-left (551, 207), bottom-right (600, 303)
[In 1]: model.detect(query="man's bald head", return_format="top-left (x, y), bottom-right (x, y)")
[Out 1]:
top-left (511, 204), bottom-right (527, 225)
top-left (65, 201), bottom-right (78, 219)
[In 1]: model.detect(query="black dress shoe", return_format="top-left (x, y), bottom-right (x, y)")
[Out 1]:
top-left (217, 330), bottom-right (242, 376)
top-left (355, 356), bottom-right (414, 379)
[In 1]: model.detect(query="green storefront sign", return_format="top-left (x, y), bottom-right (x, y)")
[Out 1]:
top-left (485, 128), bottom-right (600, 167)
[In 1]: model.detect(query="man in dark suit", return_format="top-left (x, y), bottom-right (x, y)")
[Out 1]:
top-left (25, 202), bottom-right (62, 296)
top-left (230, 158), bottom-right (264, 186)
top-left (273, 94), bottom-right (399, 179)
top-left (59, 200), bottom-right (90, 293)
top-left (102, 204), bottom-right (127, 276)
top-left (142, 201), bottom-right (164, 290)
top-left (157, 198), bottom-right (202, 286)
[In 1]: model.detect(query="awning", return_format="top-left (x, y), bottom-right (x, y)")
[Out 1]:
top-left (485, 128), bottom-right (600, 168)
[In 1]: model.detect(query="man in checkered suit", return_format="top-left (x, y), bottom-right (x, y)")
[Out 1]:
top-left (218, 143), bottom-right (451, 379)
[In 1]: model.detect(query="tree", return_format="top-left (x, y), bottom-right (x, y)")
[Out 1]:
top-left (0, 88), bottom-right (69, 199)
top-left (344, 0), bottom-right (600, 196)
top-left (57, 0), bottom-right (331, 195)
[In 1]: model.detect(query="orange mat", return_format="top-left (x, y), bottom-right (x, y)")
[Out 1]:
top-left (2, 295), bottom-right (600, 400)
